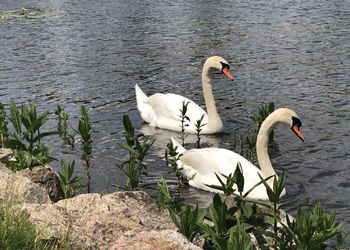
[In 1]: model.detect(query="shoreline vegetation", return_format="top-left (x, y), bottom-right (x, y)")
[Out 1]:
top-left (0, 100), bottom-right (346, 249)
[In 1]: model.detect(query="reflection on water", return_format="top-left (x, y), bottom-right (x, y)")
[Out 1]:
top-left (0, 0), bottom-right (350, 241)
top-left (139, 124), bottom-right (222, 154)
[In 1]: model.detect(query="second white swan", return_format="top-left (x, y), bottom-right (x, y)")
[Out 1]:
top-left (171, 108), bottom-right (304, 200)
top-left (135, 56), bottom-right (234, 134)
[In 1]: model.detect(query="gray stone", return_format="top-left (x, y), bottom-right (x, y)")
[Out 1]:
top-left (111, 229), bottom-right (202, 250)
top-left (0, 163), bottom-right (51, 204)
top-left (20, 191), bottom-right (178, 249)
top-left (18, 166), bottom-right (64, 202)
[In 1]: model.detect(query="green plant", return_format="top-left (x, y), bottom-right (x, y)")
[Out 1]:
top-left (259, 172), bottom-right (286, 248)
top-left (251, 102), bottom-right (275, 139)
top-left (231, 103), bottom-right (275, 164)
top-left (165, 140), bottom-right (184, 187)
top-left (55, 105), bottom-right (75, 149)
top-left (0, 103), bottom-right (8, 147)
top-left (179, 101), bottom-right (190, 146)
top-left (0, 204), bottom-right (63, 249)
top-left (157, 177), bottom-right (183, 213)
top-left (5, 100), bottom-right (57, 170)
top-left (195, 114), bottom-right (206, 148)
top-left (227, 219), bottom-right (253, 250)
top-left (55, 104), bottom-right (64, 128)
top-left (167, 165), bottom-right (343, 249)
top-left (245, 134), bottom-right (256, 164)
top-left (199, 194), bottom-right (238, 249)
top-left (75, 105), bottom-right (93, 193)
top-left (279, 203), bottom-right (343, 250)
top-left (58, 159), bottom-right (85, 198)
top-left (206, 163), bottom-right (274, 223)
top-left (169, 204), bottom-right (205, 242)
top-left (116, 114), bottom-right (154, 190)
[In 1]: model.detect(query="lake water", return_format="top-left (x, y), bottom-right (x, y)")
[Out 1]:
top-left (1, 0), bottom-right (350, 241)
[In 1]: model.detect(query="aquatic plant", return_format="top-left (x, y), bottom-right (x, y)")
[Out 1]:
top-left (231, 102), bottom-right (275, 164)
top-left (200, 193), bottom-right (253, 250)
top-left (165, 140), bottom-right (185, 187)
top-left (226, 218), bottom-right (253, 250)
top-left (55, 104), bottom-right (75, 149)
top-left (195, 114), bottom-right (206, 148)
top-left (259, 172), bottom-right (286, 248)
top-left (115, 114), bottom-right (154, 190)
top-left (5, 101), bottom-right (57, 170)
top-left (157, 177), bottom-right (183, 213)
top-left (161, 163), bottom-right (343, 249)
top-left (251, 102), bottom-right (275, 139)
top-left (179, 101), bottom-right (190, 146)
top-left (279, 203), bottom-right (343, 249)
top-left (169, 204), bottom-right (205, 242)
top-left (74, 105), bottom-right (93, 193)
top-left (58, 159), bottom-right (85, 198)
top-left (0, 103), bottom-right (8, 147)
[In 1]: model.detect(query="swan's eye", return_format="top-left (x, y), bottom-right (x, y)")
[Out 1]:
top-left (292, 117), bottom-right (302, 128)
top-left (220, 62), bottom-right (230, 71)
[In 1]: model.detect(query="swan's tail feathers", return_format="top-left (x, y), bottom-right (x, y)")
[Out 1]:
top-left (135, 84), bottom-right (148, 104)
top-left (135, 84), bottom-right (154, 123)
top-left (170, 138), bottom-right (186, 155)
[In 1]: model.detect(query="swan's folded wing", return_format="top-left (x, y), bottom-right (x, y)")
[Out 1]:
top-left (180, 148), bottom-right (267, 196)
top-left (147, 93), bottom-right (208, 124)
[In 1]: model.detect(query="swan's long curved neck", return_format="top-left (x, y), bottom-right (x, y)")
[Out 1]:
top-left (202, 66), bottom-right (223, 131)
top-left (256, 115), bottom-right (279, 180)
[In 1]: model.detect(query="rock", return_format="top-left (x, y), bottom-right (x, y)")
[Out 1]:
top-left (111, 229), bottom-right (202, 250)
top-left (0, 161), bottom-right (196, 249)
top-left (0, 147), bottom-right (63, 202)
top-left (20, 191), bottom-right (178, 249)
top-left (18, 166), bottom-right (64, 202)
top-left (0, 147), bottom-right (13, 161)
top-left (0, 163), bottom-right (51, 204)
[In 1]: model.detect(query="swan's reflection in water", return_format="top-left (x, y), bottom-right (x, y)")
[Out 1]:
top-left (139, 124), bottom-right (222, 157)
top-left (178, 185), bottom-right (215, 208)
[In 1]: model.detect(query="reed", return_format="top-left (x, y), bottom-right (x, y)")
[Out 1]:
top-left (160, 164), bottom-right (344, 249)
top-left (195, 114), bottom-right (206, 148)
top-left (75, 105), bottom-right (93, 193)
top-left (0, 103), bottom-right (8, 148)
top-left (179, 101), bottom-right (190, 146)
top-left (58, 159), bottom-right (86, 198)
top-left (115, 114), bottom-right (154, 190)
top-left (55, 104), bottom-right (75, 149)
top-left (5, 101), bottom-right (58, 170)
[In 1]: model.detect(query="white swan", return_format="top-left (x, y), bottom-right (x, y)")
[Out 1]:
top-left (171, 108), bottom-right (304, 200)
top-left (135, 56), bottom-right (234, 134)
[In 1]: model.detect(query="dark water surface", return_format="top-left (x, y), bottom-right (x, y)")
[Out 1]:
top-left (1, 0), bottom-right (350, 239)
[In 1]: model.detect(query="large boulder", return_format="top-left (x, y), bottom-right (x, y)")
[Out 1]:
top-left (111, 229), bottom-right (202, 250)
top-left (0, 148), bottom-right (63, 202)
top-left (20, 191), bottom-right (200, 249)
top-left (0, 163), bottom-right (51, 204)
top-left (18, 166), bottom-right (64, 202)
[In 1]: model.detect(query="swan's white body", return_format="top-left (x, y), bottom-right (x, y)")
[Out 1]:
top-left (172, 108), bottom-right (304, 200)
top-left (135, 56), bottom-right (233, 134)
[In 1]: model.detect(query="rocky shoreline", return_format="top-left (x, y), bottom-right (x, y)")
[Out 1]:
top-left (0, 148), bottom-right (309, 250)
top-left (0, 148), bottom-right (201, 249)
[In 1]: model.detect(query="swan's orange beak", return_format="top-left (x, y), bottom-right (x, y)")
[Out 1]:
top-left (292, 125), bottom-right (304, 142)
top-left (222, 67), bottom-right (234, 81)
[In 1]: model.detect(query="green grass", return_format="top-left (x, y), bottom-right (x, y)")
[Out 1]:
top-left (0, 204), bottom-right (64, 250)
